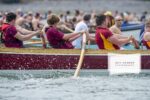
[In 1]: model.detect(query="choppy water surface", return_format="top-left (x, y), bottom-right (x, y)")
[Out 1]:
top-left (0, 70), bottom-right (150, 100)
top-left (0, 0), bottom-right (150, 14)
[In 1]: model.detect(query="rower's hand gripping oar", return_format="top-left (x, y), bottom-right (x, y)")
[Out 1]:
top-left (131, 38), bottom-right (140, 49)
top-left (73, 32), bottom-right (87, 78)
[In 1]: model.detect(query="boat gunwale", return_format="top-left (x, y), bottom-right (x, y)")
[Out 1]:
top-left (1, 47), bottom-right (150, 55)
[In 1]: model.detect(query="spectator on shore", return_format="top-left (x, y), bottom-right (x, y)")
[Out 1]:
top-left (104, 11), bottom-right (115, 28)
top-left (141, 11), bottom-right (148, 23)
top-left (23, 12), bottom-right (34, 31)
top-left (32, 12), bottom-right (43, 31)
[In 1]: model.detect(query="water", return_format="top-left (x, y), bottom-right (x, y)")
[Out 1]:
top-left (0, 1), bottom-right (149, 99)
top-left (0, 0), bottom-right (150, 14)
top-left (0, 70), bottom-right (150, 100)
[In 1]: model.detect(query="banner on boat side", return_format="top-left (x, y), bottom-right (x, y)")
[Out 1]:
top-left (108, 53), bottom-right (141, 75)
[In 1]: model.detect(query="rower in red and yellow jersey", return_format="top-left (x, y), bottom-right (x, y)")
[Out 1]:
top-left (143, 20), bottom-right (150, 49)
top-left (95, 14), bottom-right (135, 50)
top-left (96, 26), bottom-right (119, 50)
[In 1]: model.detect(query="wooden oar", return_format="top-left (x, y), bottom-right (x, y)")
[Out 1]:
top-left (73, 33), bottom-right (87, 78)
top-left (61, 25), bottom-right (87, 77)
top-left (24, 41), bottom-right (48, 45)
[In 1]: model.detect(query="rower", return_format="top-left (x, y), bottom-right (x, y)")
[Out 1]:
top-left (95, 14), bottom-right (135, 50)
top-left (72, 14), bottom-right (95, 49)
top-left (109, 15), bottom-right (123, 35)
top-left (143, 20), bottom-right (150, 49)
top-left (23, 12), bottom-right (34, 31)
top-left (32, 12), bottom-right (44, 31)
top-left (1, 12), bottom-right (41, 48)
top-left (46, 14), bottom-right (85, 49)
top-left (110, 15), bottom-right (140, 49)
top-left (104, 11), bottom-right (115, 28)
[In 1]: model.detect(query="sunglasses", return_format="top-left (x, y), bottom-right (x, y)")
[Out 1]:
top-left (116, 19), bottom-right (123, 21)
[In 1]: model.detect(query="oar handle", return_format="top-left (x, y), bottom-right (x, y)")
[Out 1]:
top-left (24, 41), bottom-right (43, 45)
top-left (82, 33), bottom-right (87, 45)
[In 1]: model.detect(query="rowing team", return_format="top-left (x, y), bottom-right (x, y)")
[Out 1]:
top-left (0, 12), bottom-right (150, 50)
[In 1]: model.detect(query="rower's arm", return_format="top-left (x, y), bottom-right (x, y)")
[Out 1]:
top-left (16, 26), bottom-right (33, 34)
top-left (14, 31), bottom-right (40, 41)
top-left (88, 35), bottom-right (95, 42)
top-left (63, 32), bottom-right (83, 41)
top-left (108, 35), bottom-right (131, 47)
top-left (115, 34), bottom-right (129, 39)
top-left (69, 34), bottom-right (81, 42)
top-left (85, 32), bottom-right (95, 42)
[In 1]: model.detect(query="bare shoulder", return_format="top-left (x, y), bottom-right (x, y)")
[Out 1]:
top-left (32, 19), bottom-right (38, 23)
top-left (109, 25), bottom-right (117, 32)
top-left (109, 25), bottom-right (121, 34)
top-left (144, 32), bottom-right (150, 41)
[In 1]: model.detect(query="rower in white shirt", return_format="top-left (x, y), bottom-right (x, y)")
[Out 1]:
top-left (72, 14), bottom-right (95, 48)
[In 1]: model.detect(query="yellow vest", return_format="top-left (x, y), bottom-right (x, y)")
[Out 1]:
top-left (99, 33), bottom-right (117, 50)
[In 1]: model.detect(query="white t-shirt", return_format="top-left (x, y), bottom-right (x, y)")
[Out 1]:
top-left (72, 21), bottom-right (88, 48)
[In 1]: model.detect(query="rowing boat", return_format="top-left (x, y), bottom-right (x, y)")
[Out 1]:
top-left (0, 47), bottom-right (150, 70)
top-left (0, 24), bottom-right (146, 70)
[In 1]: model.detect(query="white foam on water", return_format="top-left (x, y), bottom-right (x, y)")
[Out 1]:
top-left (0, 74), bottom-right (150, 100)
